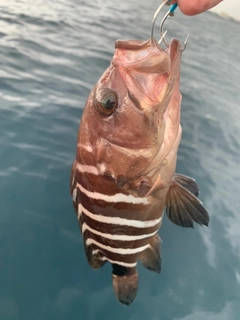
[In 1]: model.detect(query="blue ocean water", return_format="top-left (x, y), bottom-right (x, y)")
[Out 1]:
top-left (0, 0), bottom-right (240, 319)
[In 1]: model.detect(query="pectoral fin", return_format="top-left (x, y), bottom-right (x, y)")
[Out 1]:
top-left (140, 234), bottom-right (161, 273)
top-left (166, 179), bottom-right (209, 228)
top-left (174, 173), bottom-right (199, 197)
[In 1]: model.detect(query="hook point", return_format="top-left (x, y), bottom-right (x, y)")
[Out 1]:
top-left (158, 30), bottom-right (168, 46)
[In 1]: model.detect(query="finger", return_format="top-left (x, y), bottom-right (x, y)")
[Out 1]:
top-left (177, 0), bottom-right (223, 16)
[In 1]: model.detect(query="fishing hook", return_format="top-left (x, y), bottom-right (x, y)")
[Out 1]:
top-left (151, 1), bottom-right (189, 52)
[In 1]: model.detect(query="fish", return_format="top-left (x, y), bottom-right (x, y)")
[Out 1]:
top-left (70, 37), bottom-right (209, 305)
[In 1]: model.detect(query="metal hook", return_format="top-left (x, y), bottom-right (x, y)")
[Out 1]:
top-left (151, 1), bottom-right (189, 52)
top-left (151, 1), bottom-right (167, 46)
top-left (160, 4), bottom-right (178, 47)
top-left (158, 30), bottom-right (168, 45)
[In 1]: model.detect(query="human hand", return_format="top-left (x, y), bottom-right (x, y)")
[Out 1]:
top-left (167, 0), bottom-right (223, 15)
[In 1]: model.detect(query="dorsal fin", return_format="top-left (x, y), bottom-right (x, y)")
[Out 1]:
top-left (139, 234), bottom-right (161, 273)
top-left (166, 180), bottom-right (209, 228)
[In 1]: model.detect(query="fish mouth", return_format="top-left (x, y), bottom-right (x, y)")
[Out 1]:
top-left (113, 38), bottom-right (182, 113)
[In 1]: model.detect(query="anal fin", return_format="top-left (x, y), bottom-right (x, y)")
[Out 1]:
top-left (174, 173), bottom-right (199, 197)
top-left (166, 179), bottom-right (209, 228)
top-left (140, 234), bottom-right (161, 273)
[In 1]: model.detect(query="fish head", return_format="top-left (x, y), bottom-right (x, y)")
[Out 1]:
top-left (77, 38), bottom-right (183, 183)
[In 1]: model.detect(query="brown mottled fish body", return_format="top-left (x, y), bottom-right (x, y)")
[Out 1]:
top-left (70, 38), bottom-right (209, 305)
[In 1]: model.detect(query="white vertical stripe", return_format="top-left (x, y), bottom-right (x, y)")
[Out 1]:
top-left (101, 257), bottom-right (137, 268)
top-left (82, 223), bottom-right (157, 241)
top-left (97, 163), bottom-right (106, 174)
top-left (78, 203), bottom-right (162, 228)
top-left (77, 143), bottom-right (93, 152)
top-left (72, 188), bottom-right (77, 202)
top-left (76, 163), bottom-right (98, 175)
top-left (92, 249), bottom-right (137, 267)
top-left (77, 183), bottom-right (150, 205)
top-left (86, 238), bottom-right (150, 254)
top-left (71, 173), bottom-right (75, 187)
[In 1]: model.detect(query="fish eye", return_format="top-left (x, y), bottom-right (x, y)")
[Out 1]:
top-left (95, 89), bottom-right (118, 116)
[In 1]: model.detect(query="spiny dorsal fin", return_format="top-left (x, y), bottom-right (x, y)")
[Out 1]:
top-left (166, 180), bottom-right (209, 228)
top-left (174, 173), bottom-right (199, 197)
top-left (140, 234), bottom-right (161, 273)
top-left (112, 265), bottom-right (138, 305)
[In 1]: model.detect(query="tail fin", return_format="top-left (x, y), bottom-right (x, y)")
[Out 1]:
top-left (112, 264), bottom-right (138, 305)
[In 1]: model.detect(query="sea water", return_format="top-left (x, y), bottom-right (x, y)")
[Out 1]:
top-left (0, 1), bottom-right (240, 319)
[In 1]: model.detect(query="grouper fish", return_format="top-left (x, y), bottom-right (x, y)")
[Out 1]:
top-left (70, 37), bottom-right (209, 305)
